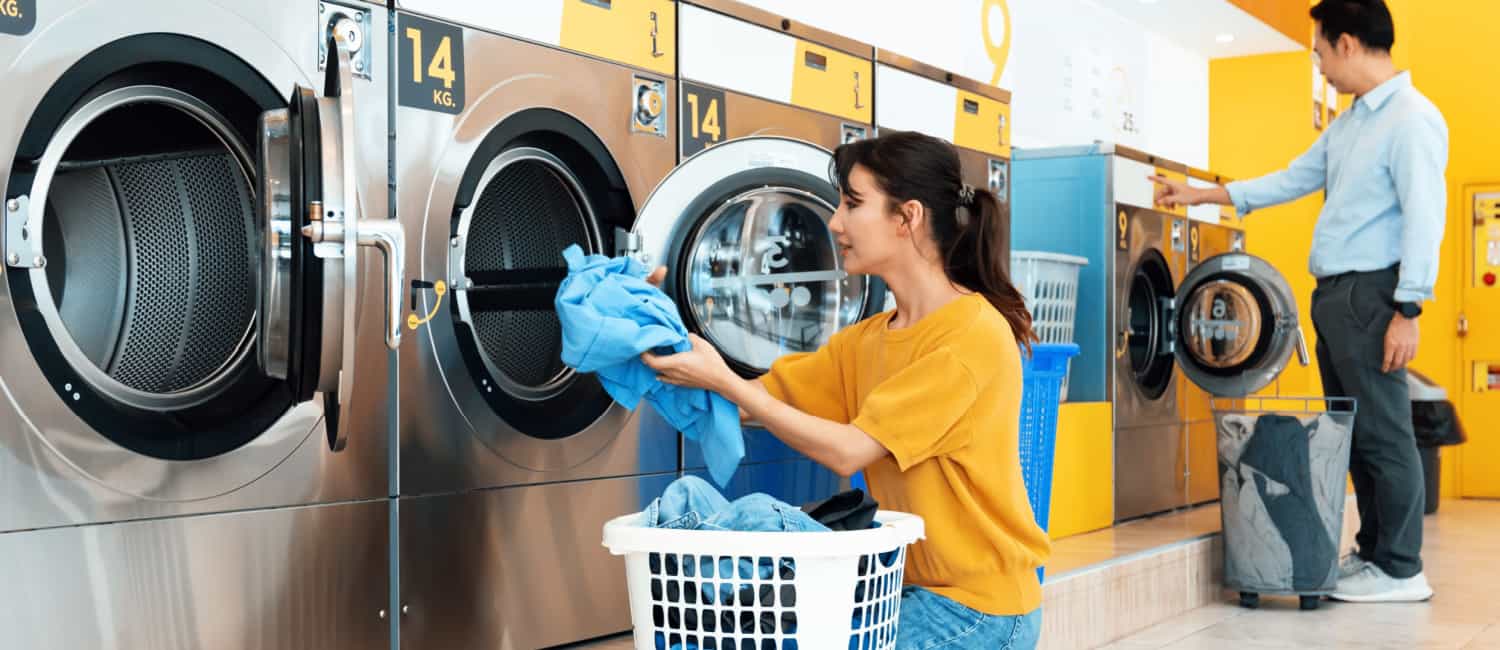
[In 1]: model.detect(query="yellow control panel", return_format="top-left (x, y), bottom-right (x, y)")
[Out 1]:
top-left (560, 0), bottom-right (677, 76)
top-left (952, 90), bottom-right (1011, 158)
top-left (790, 41), bottom-right (874, 123)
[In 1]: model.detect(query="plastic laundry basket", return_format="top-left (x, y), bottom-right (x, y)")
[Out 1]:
top-left (1010, 251), bottom-right (1087, 399)
top-left (603, 510), bottom-right (925, 650)
top-left (1010, 251), bottom-right (1087, 345)
top-left (1019, 343), bottom-right (1079, 581)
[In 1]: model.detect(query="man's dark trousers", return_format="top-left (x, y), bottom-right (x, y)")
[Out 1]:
top-left (1310, 265), bottom-right (1424, 579)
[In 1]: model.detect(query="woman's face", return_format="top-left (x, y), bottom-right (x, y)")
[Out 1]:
top-left (828, 164), bottom-right (907, 277)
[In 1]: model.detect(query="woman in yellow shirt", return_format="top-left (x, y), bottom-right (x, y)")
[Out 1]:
top-left (643, 130), bottom-right (1049, 649)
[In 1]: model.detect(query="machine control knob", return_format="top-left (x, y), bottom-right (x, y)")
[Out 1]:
top-left (637, 86), bottom-right (663, 121)
top-left (1485, 272), bottom-right (1496, 287)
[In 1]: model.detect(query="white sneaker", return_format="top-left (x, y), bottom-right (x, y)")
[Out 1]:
top-left (1330, 564), bottom-right (1434, 603)
top-left (1338, 553), bottom-right (1371, 579)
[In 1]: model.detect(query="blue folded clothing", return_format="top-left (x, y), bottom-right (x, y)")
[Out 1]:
top-left (554, 245), bottom-right (745, 486)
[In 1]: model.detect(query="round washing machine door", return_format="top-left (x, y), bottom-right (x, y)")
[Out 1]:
top-left (1172, 252), bottom-right (1304, 397)
top-left (0, 21), bottom-right (396, 501)
top-left (629, 137), bottom-right (883, 376)
top-left (1122, 248), bottom-right (1177, 400)
top-left (428, 107), bottom-right (634, 472)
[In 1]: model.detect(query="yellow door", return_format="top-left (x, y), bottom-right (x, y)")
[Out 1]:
top-left (1459, 184), bottom-right (1500, 497)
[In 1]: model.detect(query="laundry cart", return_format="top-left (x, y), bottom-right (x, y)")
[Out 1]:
top-left (1212, 396), bottom-right (1357, 611)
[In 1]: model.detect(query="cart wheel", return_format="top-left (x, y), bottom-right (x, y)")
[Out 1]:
top-left (1300, 595), bottom-right (1320, 611)
top-left (1239, 592), bottom-right (1260, 609)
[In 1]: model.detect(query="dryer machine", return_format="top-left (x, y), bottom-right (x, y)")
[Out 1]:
top-left (391, 2), bottom-right (681, 647)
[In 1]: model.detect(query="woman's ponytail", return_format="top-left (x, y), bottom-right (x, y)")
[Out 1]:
top-left (946, 186), bottom-right (1038, 352)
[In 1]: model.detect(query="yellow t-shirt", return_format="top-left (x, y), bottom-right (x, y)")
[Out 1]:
top-left (760, 293), bottom-right (1050, 615)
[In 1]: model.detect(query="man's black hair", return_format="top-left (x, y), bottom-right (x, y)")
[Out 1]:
top-left (1310, 0), bottom-right (1395, 53)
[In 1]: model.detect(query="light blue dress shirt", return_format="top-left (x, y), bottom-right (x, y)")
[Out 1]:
top-left (1225, 71), bottom-right (1448, 303)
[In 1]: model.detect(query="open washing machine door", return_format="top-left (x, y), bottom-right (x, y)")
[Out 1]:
top-left (1171, 252), bottom-right (1306, 397)
top-left (257, 28), bottom-right (404, 451)
top-left (624, 137), bottom-right (881, 376)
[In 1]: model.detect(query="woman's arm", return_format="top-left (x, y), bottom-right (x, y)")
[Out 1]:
top-left (643, 334), bottom-right (886, 477)
top-left (726, 378), bottom-right (886, 478)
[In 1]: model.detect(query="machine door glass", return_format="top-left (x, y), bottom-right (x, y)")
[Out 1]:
top-left (259, 34), bottom-right (403, 451)
top-left (1172, 252), bottom-right (1303, 397)
top-left (628, 137), bottom-right (879, 376)
top-left (1125, 248), bottom-right (1176, 400)
top-left (678, 186), bottom-right (864, 374)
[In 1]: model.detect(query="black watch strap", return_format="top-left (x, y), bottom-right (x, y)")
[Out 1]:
top-left (1396, 301), bottom-right (1423, 318)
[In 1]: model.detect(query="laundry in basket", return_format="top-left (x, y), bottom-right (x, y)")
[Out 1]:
top-left (1213, 397), bottom-right (1355, 610)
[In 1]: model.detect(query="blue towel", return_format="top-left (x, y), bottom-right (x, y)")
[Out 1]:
top-left (554, 244), bottom-right (745, 486)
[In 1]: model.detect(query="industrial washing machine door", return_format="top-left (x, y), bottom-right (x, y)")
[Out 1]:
top-left (0, 14), bottom-right (397, 508)
top-left (258, 28), bottom-right (405, 452)
top-left (1171, 252), bottom-right (1306, 397)
top-left (625, 137), bottom-right (881, 376)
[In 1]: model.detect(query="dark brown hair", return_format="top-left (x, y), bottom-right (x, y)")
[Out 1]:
top-left (830, 130), bottom-right (1038, 349)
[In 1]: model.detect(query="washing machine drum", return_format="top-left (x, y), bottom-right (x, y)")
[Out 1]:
top-left (41, 106), bottom-right (257, 396)
top-left (5, 55), bottom-right (299, 461)
top-left (453, 147), bottom-right (601, 401)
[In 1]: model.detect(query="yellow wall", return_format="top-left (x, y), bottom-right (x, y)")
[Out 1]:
top-left (1210, 0), bottom-right (1500, 498)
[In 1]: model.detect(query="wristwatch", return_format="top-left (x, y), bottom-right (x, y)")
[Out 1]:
top-left (1395, 301), bottom-right (1423, 318)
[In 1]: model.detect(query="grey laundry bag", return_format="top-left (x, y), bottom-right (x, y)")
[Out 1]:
top-left (1214, 398), bottom-right (1356, 599)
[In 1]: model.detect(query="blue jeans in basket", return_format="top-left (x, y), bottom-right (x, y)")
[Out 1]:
top-left (897, 587), bottom-right (1041, 650)
top-left (645, 475), bottom-right (829, 533)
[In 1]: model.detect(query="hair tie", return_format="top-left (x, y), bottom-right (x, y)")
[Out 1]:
top-left (958, 183), bottom-right (976, 207)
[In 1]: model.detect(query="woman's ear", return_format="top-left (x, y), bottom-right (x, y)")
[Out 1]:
top-left (897, 199), bottom-right (925, 236)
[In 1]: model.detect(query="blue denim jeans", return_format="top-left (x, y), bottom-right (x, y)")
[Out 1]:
top-left (897, 587), bottom-right (1041, 650)
top-left (645, 475), bottom-right (829, 532)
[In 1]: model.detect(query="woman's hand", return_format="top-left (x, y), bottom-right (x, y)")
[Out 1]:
top-left (645, 266), bottom-right (667, 287)
top-left (642, 334), bottom-right (740, 394)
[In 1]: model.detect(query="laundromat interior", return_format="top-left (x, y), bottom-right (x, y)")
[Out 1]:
top-left (0, 0), bottom-right (1496, 648)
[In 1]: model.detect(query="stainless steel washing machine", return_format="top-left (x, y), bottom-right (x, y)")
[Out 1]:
top-left (390, 2), bottom-right (680, 647)
top-left (0, 0), bottom-right (403, 646)
top-left (1112, 148), bottom-right (1300, 520)
top-left (670, 0), bottom-right (884, 503)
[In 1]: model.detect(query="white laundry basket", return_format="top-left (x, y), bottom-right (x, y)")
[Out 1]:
top-left (603, 511), bottom-right (925, 650)
top-left (1010, 250), bottom-right (1087, 399)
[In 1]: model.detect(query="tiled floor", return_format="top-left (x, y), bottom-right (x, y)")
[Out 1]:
top-left (1103, 499), bottom-right (1500, 650)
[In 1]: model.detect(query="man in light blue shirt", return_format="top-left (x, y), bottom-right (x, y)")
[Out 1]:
top-left (1153, 0), bottom-right (1444, 605)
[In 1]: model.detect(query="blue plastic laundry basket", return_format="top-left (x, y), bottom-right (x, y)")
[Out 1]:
top-left (850, 343), bottom-right (1078, 581)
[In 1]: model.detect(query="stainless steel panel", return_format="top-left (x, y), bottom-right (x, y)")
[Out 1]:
top-left (1114, 423), bottom-right (1188, 521)
top-left (398, 474), bottom-right (678, 650)
top-left (0, 0), bottom-right (392, 532)
top-left (0, 500), bottom-right (390, 649)
top-left (396, 21), bottom-right (678, 497)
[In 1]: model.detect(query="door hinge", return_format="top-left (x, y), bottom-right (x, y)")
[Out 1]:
top-left (1458, 313), bottom-right (1470, 338)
